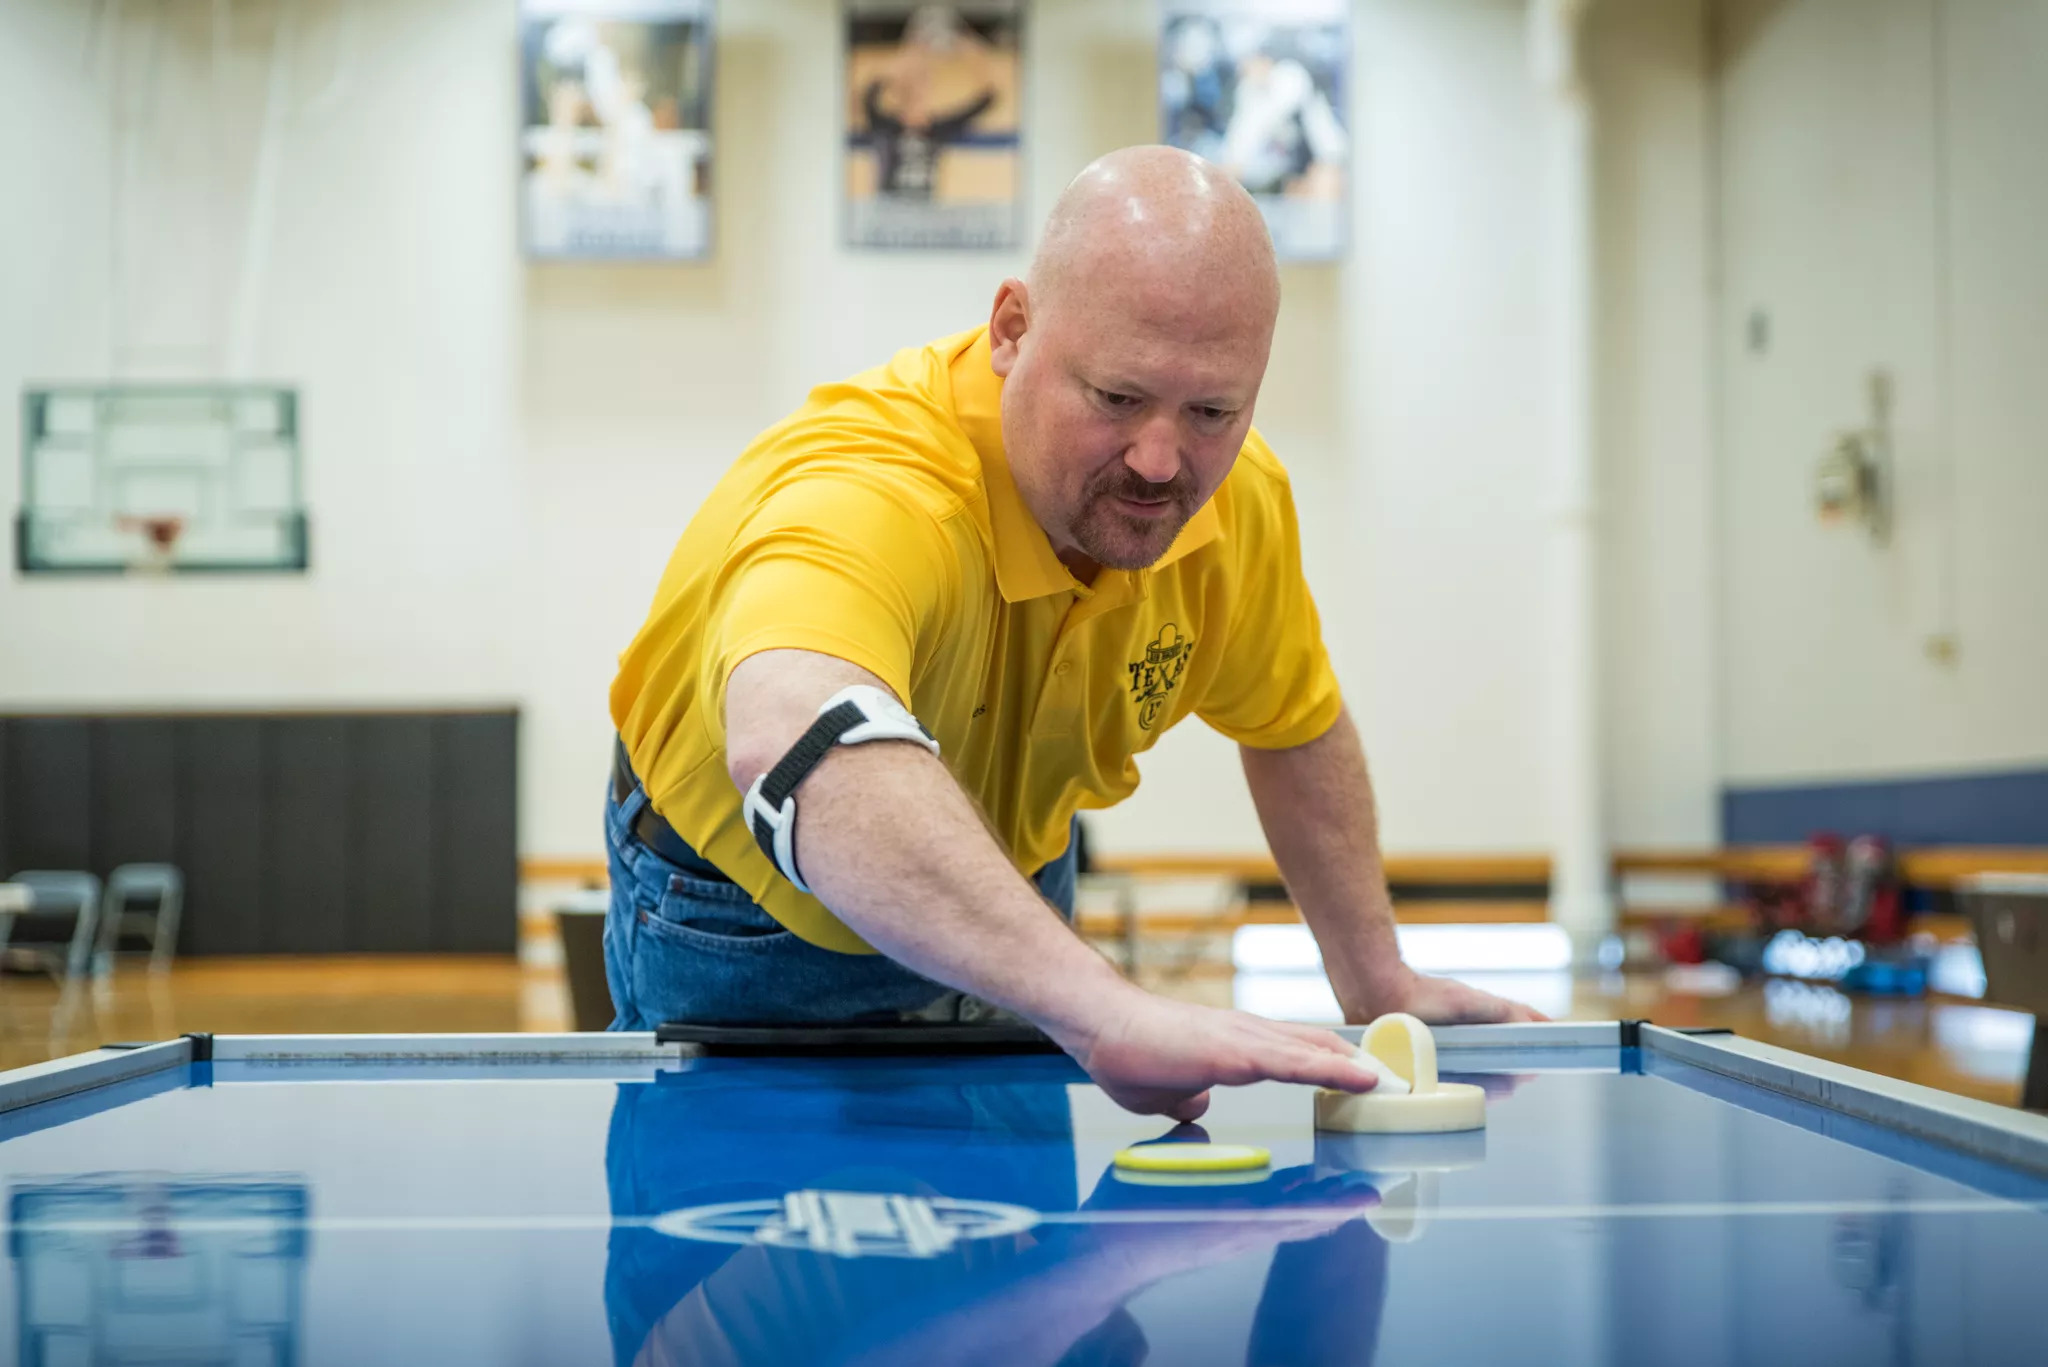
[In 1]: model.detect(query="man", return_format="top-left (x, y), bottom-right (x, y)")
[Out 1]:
top-left (605, 146), bottom-right (1540, 1122)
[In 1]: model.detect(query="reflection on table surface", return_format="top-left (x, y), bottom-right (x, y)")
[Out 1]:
top-left (0, 1050), bottom-right (2045, 1363)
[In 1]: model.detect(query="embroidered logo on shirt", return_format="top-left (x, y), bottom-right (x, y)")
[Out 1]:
top-left (1127, 623), bottom-right (1194, 731)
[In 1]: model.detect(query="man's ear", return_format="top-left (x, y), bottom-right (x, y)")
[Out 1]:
top-left (988, 278), bottom-right (1029, 377)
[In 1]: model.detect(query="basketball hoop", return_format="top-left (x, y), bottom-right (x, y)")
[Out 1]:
top-left (115, 514), bottom-right (188, 573)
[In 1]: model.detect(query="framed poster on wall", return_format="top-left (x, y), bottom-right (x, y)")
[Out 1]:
top-left (1159, 0), bottom-right (1349, 261)
top-left (519, 0), bottom-right (715, 260)
top-left (843, 1), bottom-right (1024, 250)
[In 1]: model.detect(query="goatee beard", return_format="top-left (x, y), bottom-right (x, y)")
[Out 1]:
top-left (1068, 468), bottom-right (1197, 570)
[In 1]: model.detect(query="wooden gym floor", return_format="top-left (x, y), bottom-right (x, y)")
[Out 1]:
top-left (0, 949), bottom-right (2033, 1110)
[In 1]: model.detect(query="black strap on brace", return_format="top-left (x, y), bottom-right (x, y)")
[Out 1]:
top-left (745, 692), bottom-right (938, 891)
top-left (753, 701), bottom-right (867, 818)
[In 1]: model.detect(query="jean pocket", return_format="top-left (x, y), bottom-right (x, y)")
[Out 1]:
top-left (638, 873), bottom-right (793, 951)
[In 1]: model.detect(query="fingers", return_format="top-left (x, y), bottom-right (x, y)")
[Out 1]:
top-left (1085, 989), bottom-right (1549, 1121)
top-left (1258, 1043), bottom-right (1382, 1094)
top-left (1226, 1017), bottom-right (1383, 1091)
top-left (1474, 1072), bottom-right (1533, 1099)
top-left (1411, 977), bottom-right (1548, 1026)
top-left (1268, 1020), bottom-right (1359, 1054)
top-left (1470, 995), bottom-right (1546, 1024)
top-left (1104, 1084), bottom-right (1214, 1122)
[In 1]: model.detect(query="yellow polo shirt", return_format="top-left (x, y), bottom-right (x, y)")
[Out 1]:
top-left (610, 328), bottom-right (1342, 952)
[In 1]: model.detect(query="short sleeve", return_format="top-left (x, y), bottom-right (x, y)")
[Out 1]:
top-left (1194, 466), bottom-right (1344, 749)
top-left (698, 474), bottom-right (958, 745)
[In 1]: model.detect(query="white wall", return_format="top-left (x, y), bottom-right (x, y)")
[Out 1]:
top-left (1714, 0), bottom-right (2048, 785)
top-left (1094, 0), bottom-right (1720, 856)
top-left (1325, 0), bottom-right (1556, 854)
top-left (0, 0), bottom-right (529, 710)
top-left (0, 0), bottom-right (1718, 865)
top-left (1590, 0), bottom-right (1718, 847)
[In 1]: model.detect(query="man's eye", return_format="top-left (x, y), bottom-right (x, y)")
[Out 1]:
top-left (1197, 406), bottom-right (1232, 422)
top-left (1094, 388), bottom-right (1141, 410)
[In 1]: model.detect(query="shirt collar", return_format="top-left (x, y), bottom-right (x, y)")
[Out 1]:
top-left (948, 329), bottom-right (1223, 604)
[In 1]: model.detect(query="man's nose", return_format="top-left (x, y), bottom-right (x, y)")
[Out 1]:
top-left (1124, 417), bottom-right (1182, 486)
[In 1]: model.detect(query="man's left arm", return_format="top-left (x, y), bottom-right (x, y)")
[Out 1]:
top-left (1239, 706), bottom-right (1547, 1024)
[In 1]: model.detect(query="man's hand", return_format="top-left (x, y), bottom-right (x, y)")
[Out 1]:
top-left (726, 651), bottom-right (1395, 1119)
top-left (1365, 967), bottom-right (1549, 1025)
top-left (1056, 994), bottom-right (1384, 1122)
top-left (1241, 709), bottom-right (1551, 1029)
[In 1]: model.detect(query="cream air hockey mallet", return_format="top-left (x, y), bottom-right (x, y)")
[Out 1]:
top-left (1313, 1013), bottom-right (1487, 1133)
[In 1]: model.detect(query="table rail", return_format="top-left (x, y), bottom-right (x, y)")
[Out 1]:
top-left (204, 1031), bottom-right (673, 1062)
top-left (1354, 1021), bottom-right (1624, 1051)
top-left (1641, 1025), bottom-right (2048, 1177)
top-left (0, 1040), bottom-right (193, 1116)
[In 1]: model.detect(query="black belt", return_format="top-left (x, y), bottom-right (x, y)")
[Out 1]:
top-left (612, 739), bottom-right (734, 883)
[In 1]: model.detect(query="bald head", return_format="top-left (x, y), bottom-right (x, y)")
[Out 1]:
top-left (986, 146), bottom-right (1281, 580)
top-left (1029, 146), bottom-right (1280, 330)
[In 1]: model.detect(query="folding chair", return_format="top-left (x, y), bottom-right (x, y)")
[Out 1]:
top-left (94, 863), bottom-right (185, 976)
top-left (0, 871), bottom-right (104, 984)
top-left (0, 871), bottom-right (104, 1039)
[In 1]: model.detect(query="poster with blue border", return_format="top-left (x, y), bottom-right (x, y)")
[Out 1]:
top-left (1160, 0), bottom-right (1349, 261)
top-left (520, 0), bottom-right (716, 260)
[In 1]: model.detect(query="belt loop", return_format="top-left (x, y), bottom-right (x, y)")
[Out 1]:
top-left (612, 738), bottom-right (652, 825)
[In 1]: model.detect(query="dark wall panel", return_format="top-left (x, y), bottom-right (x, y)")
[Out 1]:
top-left (435, 713), bottom-right (518, 953)
top-left (1, 717), bottom-right (94, 871)
top-left (352, 715), bottom-right (438, 953)
top-left (176, 718), bottom-right (267, 956)
top-left (263, 719), bottom-right (353, 954)
top-left (3, 709), bottom-right (516, 955)
top-left (93, 718), bottom-right (179, 868)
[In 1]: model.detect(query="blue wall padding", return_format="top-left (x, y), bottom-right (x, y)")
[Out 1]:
top-left (1722, 767), bottom-right (2048, 847)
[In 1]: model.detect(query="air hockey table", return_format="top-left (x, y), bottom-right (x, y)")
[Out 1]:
top-left (2, 1021), bottom-right (2046, 1365)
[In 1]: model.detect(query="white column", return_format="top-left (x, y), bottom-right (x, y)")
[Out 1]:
top-left (1529, 0), bottom-right (1613, 957)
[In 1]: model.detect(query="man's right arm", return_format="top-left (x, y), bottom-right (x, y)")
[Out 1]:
top-left (724, 647), bottom-right (1382, 1120)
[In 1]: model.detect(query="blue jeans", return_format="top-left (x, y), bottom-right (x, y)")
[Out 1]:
top-left (601, 776), bottom-right (1079, 1030)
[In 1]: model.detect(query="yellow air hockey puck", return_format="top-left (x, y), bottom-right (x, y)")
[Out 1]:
top-left (1112, 1142), bottom-right (1271, 1176)
top-left (1111, 1165), bottom-right (1272, 1187)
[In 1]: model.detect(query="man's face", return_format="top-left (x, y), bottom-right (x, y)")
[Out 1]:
top-left (990, 278), bottom-right (1272, 574)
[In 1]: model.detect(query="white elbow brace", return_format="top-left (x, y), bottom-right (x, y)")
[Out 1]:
top-left (743, 685), bottom-right (940, 893)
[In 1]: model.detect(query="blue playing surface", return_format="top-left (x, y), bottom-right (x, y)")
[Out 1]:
top-left (2, 1043), bottom-right (2045, 1364)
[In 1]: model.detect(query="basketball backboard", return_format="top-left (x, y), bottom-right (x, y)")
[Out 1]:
top-left (16, 385), bottom-right (308, 574)
top-left (10, 1176), bottom-right (307, 1362)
